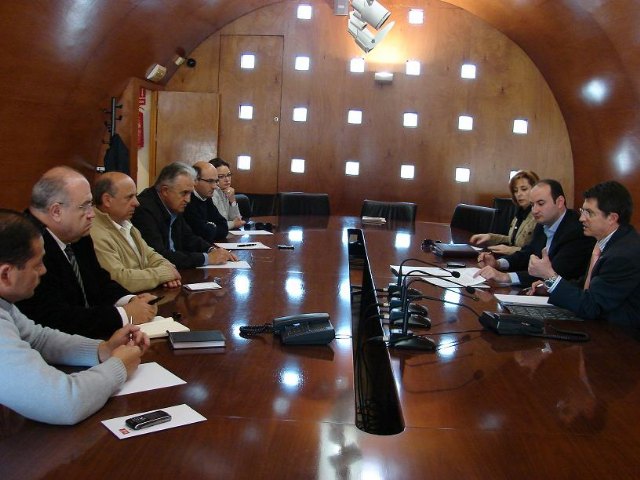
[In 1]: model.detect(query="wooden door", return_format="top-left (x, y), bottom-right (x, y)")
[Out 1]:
top-left (218, 35), bottom-right (283, 194)
top-left (154, 91), bottom-right (220, 176)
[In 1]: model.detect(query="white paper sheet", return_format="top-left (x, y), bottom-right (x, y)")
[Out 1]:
top-left (228, 230), bottom-right (274, 236)
top-left (113, 362), bottom-right (186, 397)
top-left (214, 242), bottom-right (270, 250)
top-left (101, 404), bottom-right (206, 439)
top-left (494, 293), bottom-right (551, 306)
top-left (197, 261), bottom-right (251, 269)
top-left (184, 281), bottom-right (222, 291)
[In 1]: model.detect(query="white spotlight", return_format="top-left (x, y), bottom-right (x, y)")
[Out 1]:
top-left (347, 0), bottom-right (395, 54)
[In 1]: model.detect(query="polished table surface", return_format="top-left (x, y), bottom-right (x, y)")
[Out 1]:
top-left (1, 216), bottom-right (640, 479)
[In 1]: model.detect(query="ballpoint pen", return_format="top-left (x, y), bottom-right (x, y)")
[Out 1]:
top-left (128, 315), bottom-right (134, 342)
top-left (237, 243), bottom-right (257, 247)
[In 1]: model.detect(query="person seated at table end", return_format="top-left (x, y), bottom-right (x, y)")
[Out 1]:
top-left (527, 180), bottom-right (640, 330)
top-left (209, 157), bottom-right (246, 230)
top-left (470, 170), bottom-right (539, 255)
top-left (0, 209), bottom-right (149, 425)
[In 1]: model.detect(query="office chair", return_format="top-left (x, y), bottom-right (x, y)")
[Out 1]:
top-left (360, 199), bottom-right (417, 222)
top-left (491, 197), bottom-right (517, 235)
top-left (450, 203), bottom-right (497, 234)
top-left (235, 193), bottom-right (252, 220)
top-left (278, 192), bottom-right (330, 216)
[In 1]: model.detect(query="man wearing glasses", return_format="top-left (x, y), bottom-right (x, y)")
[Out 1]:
top-left (132, 162), bottom-right (237, 269)
top-left (210, 158), bottom-right (246, 230)
top-left (183, 161), bottom-right (229, 242)
top-left (475, 179), bottom-right (595, 287)
top-left (528, 181), bottom-right (640, 329)
top-left (17, 166), bottom-right (158, 339)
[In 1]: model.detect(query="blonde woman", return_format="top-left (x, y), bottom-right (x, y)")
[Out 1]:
top-left (470, 170), bottom-right (539, 255)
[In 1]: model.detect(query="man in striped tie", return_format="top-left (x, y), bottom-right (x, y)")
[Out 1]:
top-left (17, 166), bottom-right (158, 339)
top-left (528, 181), bottom-right (640, 331)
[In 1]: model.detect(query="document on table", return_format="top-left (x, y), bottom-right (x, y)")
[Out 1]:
top-left (197, 261), bottom-right (251, 269)
top-left (113, 362), bottom-right (186, 397)
top-left (494, 293), bottom-right (550, 306)
top-left (214, 242), bottom-right (270, 250)
top-left (389, 265), bottom-right (488, 288)
top-left (102, 404), bottom-right (206, 439)
top-left (184, 281), bottom-right (222, 291)
top-left (229, 230), bottom-right (274, 236)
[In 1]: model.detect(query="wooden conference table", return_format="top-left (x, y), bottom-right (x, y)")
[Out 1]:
top-left (1, 216), bottom-right (640, 479)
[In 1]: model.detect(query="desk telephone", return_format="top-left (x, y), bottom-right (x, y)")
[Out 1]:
top-left (479, 311), bottom-right (590, 342)
top-left (273, 313), bottom-right (335, 345)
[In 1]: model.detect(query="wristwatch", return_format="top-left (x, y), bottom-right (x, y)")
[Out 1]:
top-left (543, 276), bottom-right (558, 289)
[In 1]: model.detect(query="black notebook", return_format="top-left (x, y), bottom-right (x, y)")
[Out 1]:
top-left (168, 330), bottom-right (226, 349)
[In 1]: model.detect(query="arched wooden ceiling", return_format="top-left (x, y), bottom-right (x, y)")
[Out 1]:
top-left (0, 0), bottom-right (638, 213)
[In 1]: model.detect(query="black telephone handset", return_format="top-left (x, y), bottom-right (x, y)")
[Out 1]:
top-left (273, 313), bottom-right (335, 345)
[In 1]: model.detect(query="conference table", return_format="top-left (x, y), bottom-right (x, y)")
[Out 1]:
top-left (1, 216), bottom-right (640, 479)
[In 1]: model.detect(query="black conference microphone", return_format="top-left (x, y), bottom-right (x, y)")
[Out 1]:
top-left (388, 277), bottom-right (438, 351)
top-left (388, 277), bottom-right (486, 352)
top-left (388, 258), bottom-right (461, 297)
top-left (387, 266), bottom-right (473, 326)
top-left (387, 268), bottom-right (435, 323)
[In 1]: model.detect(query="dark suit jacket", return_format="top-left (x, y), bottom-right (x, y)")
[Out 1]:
top-left (504, 209), bottom-right (595, 286)
top-left (550, 224), bottom-right (640, 329)
top-left (132, 187), bottom-right (210, 269)
top-left (16, 212), bottom-right (130, 339)
top-left (183, 193), bottom-right (229, 243)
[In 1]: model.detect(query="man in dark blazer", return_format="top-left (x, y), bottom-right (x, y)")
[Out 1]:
top-left (183, 161), bottom-right (229, 242)
top-left (476, 179), bottom-right (595, 286)
top-left (528, 181), bottom-right (640, 329)
top-left (132, 162), bottom-right (236, 269)
top-left (16, 166), bottom-right (158, 339)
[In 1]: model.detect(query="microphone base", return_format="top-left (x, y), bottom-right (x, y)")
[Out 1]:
top-left (388, 333), bottom-right (436, 351)
top-left (389, 314), bottom-right (431, 329)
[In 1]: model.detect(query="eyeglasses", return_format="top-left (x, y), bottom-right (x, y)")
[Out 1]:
top-left (579, 208), bottom-right (598, 219)
top-left (59, 201), bottom-right (94, 212)
top-left (217, 173), bottom-right (233, 180)
top-left (198, 177), bottom-right (219, 184)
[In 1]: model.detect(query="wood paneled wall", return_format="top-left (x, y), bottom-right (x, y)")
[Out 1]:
top-left (0, 0), bottom-right (637, 223)
top-left (168, 0), bottom-right (572, 222)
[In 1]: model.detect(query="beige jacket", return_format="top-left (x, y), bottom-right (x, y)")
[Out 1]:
top-left (487, 210), bottom-right (536, 254)
top-left (90, 207), bottom-right (176, 292)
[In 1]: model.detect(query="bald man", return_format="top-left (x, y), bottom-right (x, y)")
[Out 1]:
top-left (183, 161), bottom-right (229, 242)
top-left (91, 172), bottom-right (182, 292)
top-left (16, 166), bottom-right (158, 339)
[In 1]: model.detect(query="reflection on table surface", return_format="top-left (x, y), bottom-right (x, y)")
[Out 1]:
top-left (1, 216), bottom-right (640, 480)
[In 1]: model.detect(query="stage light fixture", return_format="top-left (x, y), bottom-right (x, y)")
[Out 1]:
top-left (347, 0), bottom-right (394, 53)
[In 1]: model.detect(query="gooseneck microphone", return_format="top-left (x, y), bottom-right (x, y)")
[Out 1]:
top-left (388, 258), bottom-right (461, 296)
top-left (388, 277), bottom-right (437, 351)
top-left (388, 277), bottom-right (484, 351)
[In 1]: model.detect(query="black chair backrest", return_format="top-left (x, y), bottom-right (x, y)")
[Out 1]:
top-left (491, 197), bottom-right (517, 235)
top-left (361, 199), bottom-right (417, 222)
top-left (241, 193), bottom-right (277, 216)
top-left (450, 203), bottom-right (497, 234)
top-left (278, 192), bottom-right (330, 216)
top-left (235, 193), bottom-right (252, 220)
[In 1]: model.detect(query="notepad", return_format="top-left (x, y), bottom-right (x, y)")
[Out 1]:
top-left (139, 316), bottom-right (190, 339)
top-left (168, 330), bottom-right (226, 349)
